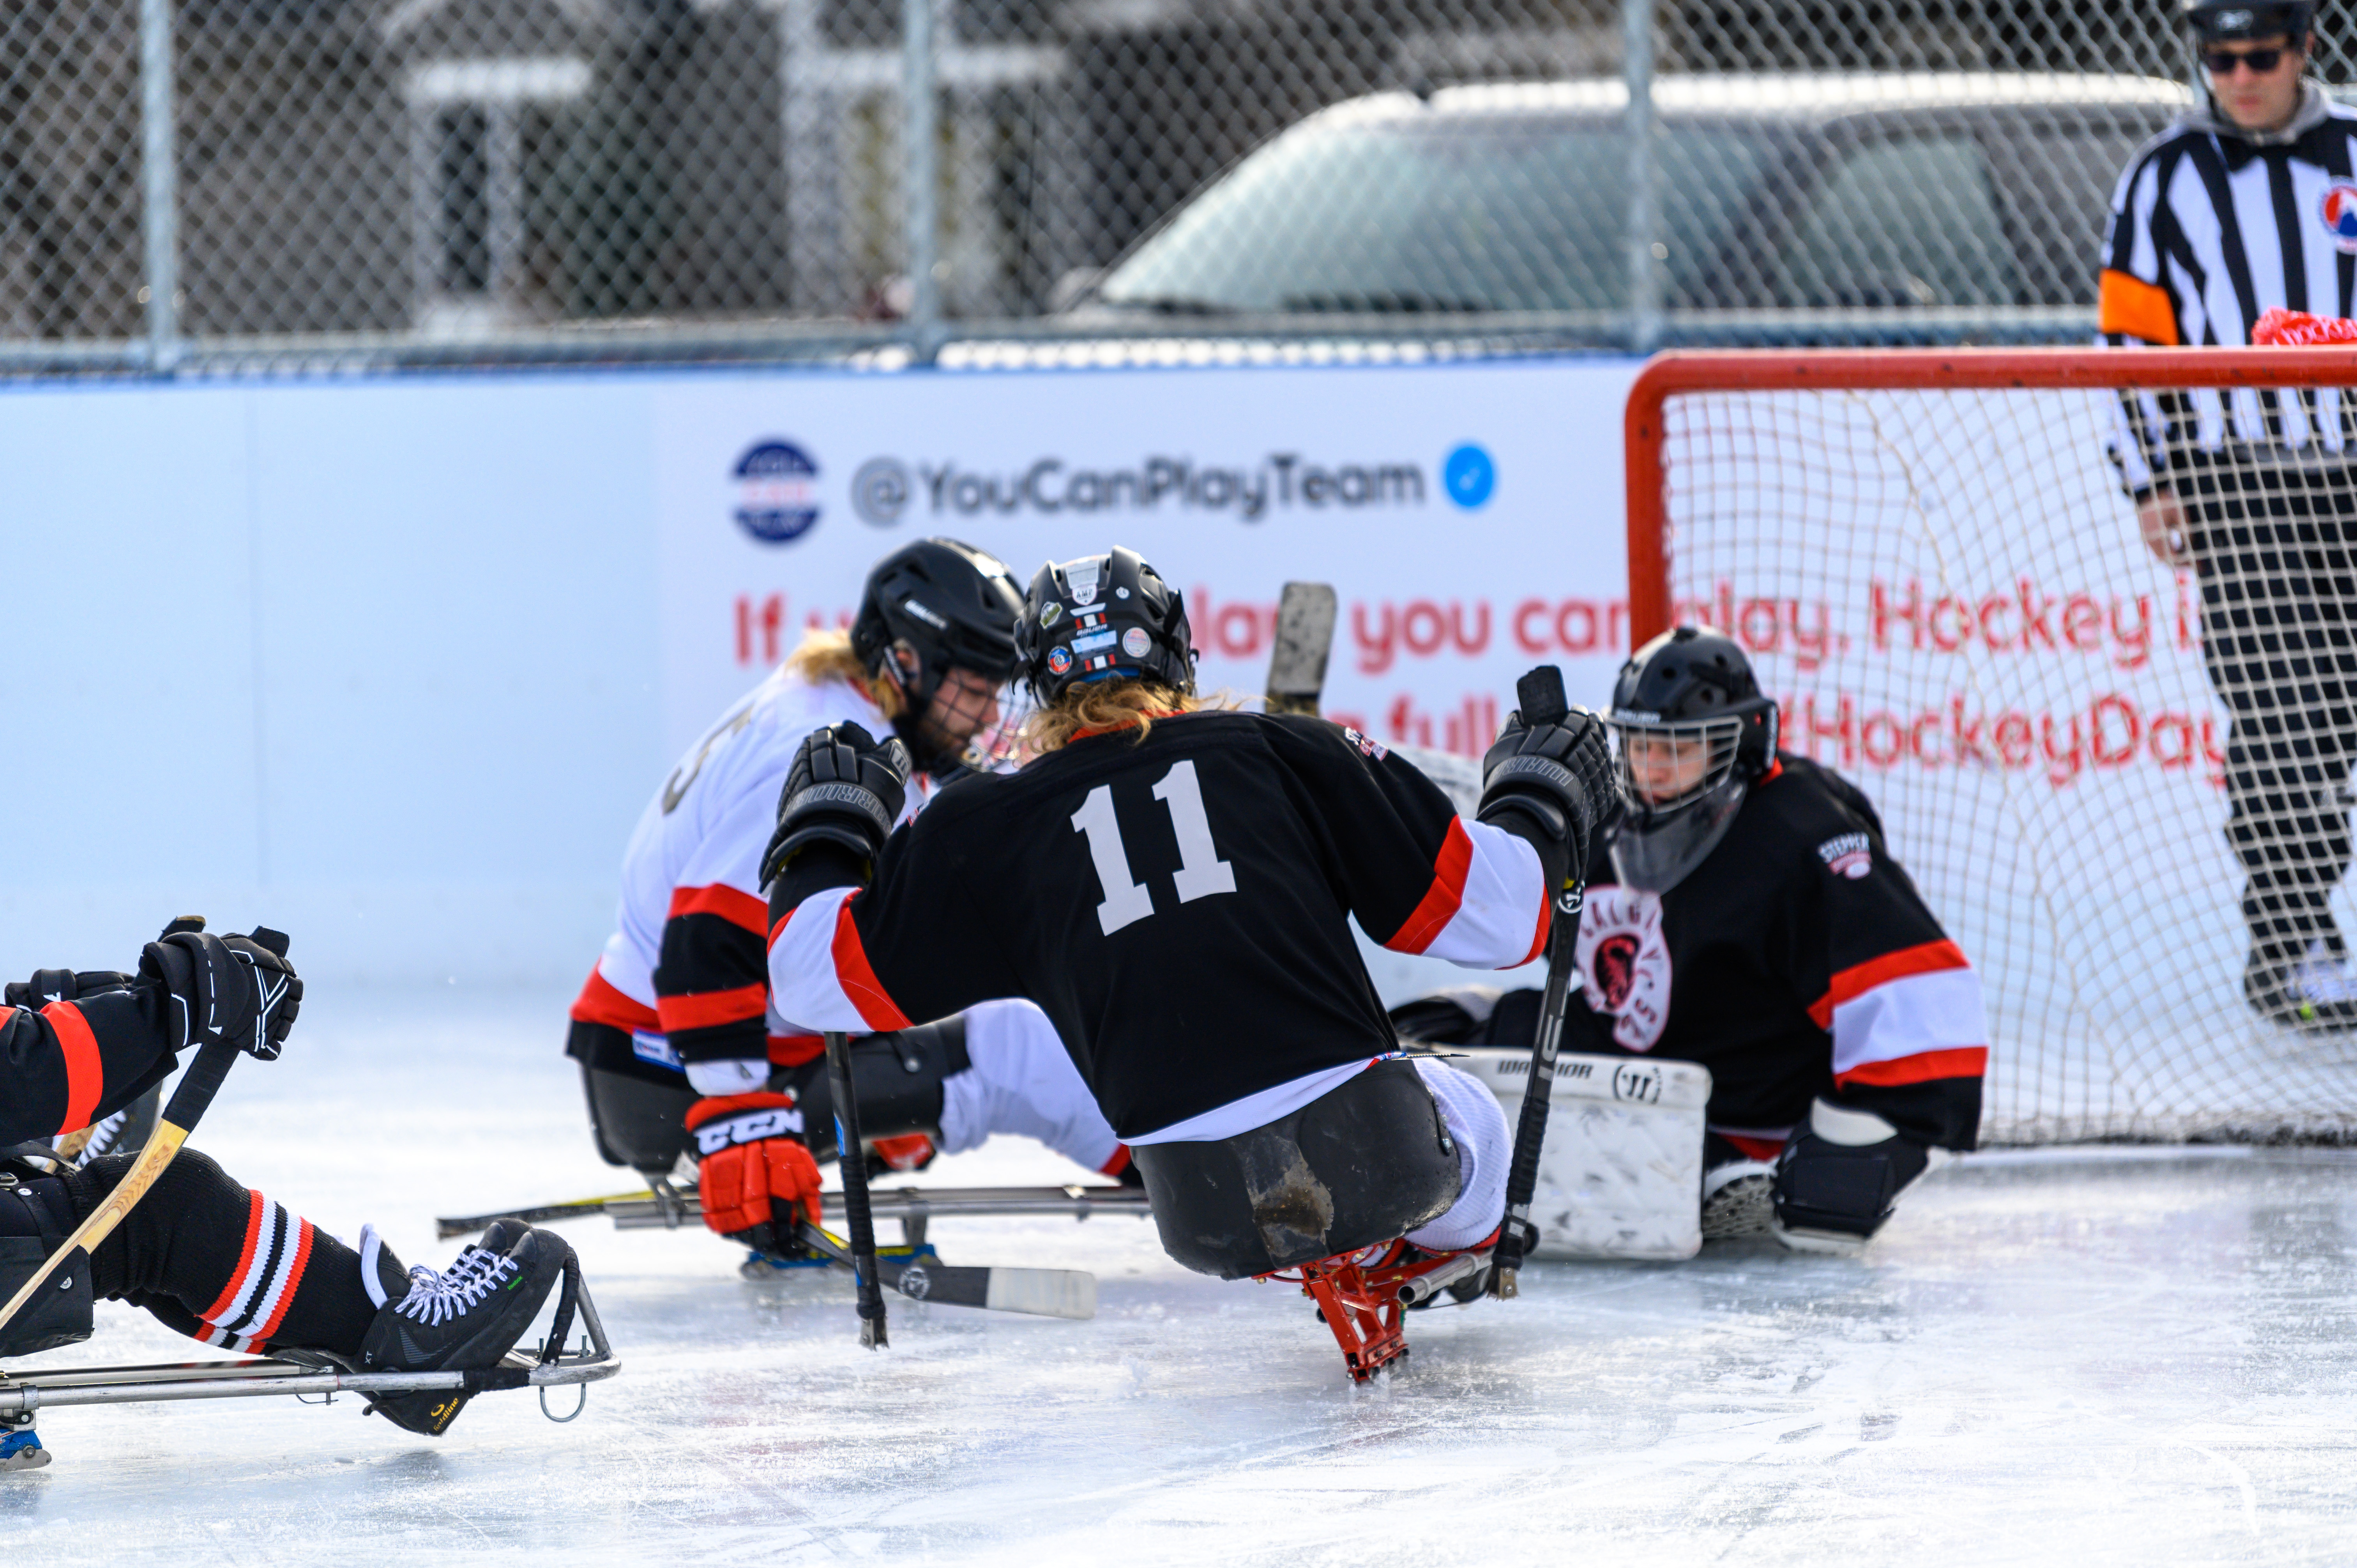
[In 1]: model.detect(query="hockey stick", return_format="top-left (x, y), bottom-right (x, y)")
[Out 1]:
top-left (437, 1183), bottom-right (1151, 1241)
top-left (1488, 665), bottom-right (1583, 1300)
top-left (0, 1037), bottom-right (240, 1340)
top-left (825, 1028), bottom-right (889, 1348)
top-left (1265, 581), bottom-right (1338, 717)
top-left (788, 1218), bottom-right (1097, 1320)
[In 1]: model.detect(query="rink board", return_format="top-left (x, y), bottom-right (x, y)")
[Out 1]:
top-left (1451, 1047), bottom-right (1710, 1261)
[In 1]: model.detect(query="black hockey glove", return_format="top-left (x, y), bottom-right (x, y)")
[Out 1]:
top-left (136, 918), bottom-right (301, 1061)
top-left (760, 722), bottom-right (912, 888)
top-left (4, 969), bottom-right (135, 1010)
top-left (1476, 705), bottom-right (1616, 883)
top-left (1770, 1110), bottom-right (1931, 1253)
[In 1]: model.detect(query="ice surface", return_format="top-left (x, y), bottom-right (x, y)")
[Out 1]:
top-left (7, 986), bottom-right (2357, 1566)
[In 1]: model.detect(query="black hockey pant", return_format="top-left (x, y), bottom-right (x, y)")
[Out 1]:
top-left (2186, 450), bottom-right (2357, 969)
top-left (0, 1148), bottom-right (391, 1359)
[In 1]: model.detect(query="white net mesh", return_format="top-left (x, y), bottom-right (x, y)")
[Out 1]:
top-left (1655, 363), bottom-right (2357, 1143)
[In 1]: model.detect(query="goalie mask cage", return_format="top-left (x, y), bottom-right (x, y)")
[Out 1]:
top-left (1626, 348), bottom-right (2357, 1145)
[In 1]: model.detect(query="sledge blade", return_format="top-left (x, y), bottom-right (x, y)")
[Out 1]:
top-left (984, 1267), bottom-right (1098, 1320)
top-left (1265, 581), bottom-right (1338, 715)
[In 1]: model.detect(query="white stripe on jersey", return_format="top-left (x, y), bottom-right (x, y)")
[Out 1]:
top-left (1421, 819), bottom-right (1550, 969)
top-left (208, 1198), bottom-right (291, 1338)
top-left (1828, 967), bottom-right (1988, 1078)
top-left (766, 885), bottom-right (875, 1033)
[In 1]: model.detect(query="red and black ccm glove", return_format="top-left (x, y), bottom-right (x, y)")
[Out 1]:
top-left (687, 1093), bottom-right (825, 1255)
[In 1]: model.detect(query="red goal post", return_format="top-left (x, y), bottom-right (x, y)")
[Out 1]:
top-left (1622, 348), bottom-right (2357, 1144)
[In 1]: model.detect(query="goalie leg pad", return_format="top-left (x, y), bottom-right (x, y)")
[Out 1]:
top-left (1770, 1101), bottom-right (1933, 1252)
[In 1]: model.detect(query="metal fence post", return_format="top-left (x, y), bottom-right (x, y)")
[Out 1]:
top-left (903, 0), bottom-right (942, 360)
top-left (1624, 0), bottom-right (1659, 358)
top-left (139, 0), bottom-right (182, 371)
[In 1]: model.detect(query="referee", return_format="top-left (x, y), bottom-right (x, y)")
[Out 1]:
top-left (2102, 0), bottom-right (2357, 1027)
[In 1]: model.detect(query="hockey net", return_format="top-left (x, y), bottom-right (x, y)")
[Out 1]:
top-left (1627, 348), bottom-right (2357, 1144)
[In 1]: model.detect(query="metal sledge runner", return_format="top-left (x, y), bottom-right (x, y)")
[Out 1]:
top-left (0, 1250), bottom-right (619, 1469)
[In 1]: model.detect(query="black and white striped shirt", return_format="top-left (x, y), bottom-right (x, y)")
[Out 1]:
top-left (2101, 84), bottom-right (2357, 489)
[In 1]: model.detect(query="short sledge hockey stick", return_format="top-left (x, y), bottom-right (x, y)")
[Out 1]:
top-left (789, 1218), bottom-right (1096, 1320)
top-left (826, 1028), bottom-right (890, 1348)
top-left (1489, 666), bottom-right (1584, 1300)
top-left (0, 1037), bottom-right (240, 1341)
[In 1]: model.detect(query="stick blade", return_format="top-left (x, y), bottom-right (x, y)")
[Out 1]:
top-left (983, 1267), bottom-right (1098, 1320)
top-left (1265, 581), bottom-right (1338, 715)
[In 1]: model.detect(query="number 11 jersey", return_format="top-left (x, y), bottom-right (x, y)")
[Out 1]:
top-left (767, 709), bottom-right (1550, 1140)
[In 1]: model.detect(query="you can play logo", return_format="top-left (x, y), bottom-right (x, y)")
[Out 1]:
top-left (733, 440), bottom-right (821, 544)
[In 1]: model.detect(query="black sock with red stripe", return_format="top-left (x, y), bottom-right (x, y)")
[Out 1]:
top-left (65, 1148), bottom-right (404, 1357)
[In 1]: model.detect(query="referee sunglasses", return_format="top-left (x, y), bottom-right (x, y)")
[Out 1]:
top-left (2202, 44), bottom-right (2295, 73)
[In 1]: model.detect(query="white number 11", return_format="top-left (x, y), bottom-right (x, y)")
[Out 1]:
top-left (1071, 760), bottom-right (1237, 935)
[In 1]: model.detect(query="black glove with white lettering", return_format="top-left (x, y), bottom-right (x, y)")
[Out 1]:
top-left (1476, 705), bottom-right (1616, 885)
top-left (760, 722), bottom-right (913, 888)
top-left (136, 918), bottom-right (302, 1061)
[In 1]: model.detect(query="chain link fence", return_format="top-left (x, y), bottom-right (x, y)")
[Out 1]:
top-left (0, 1), bottom-right (2323, 371)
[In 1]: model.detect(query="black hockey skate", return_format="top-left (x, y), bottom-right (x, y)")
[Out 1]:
top-left (357, 1220), bottom-right (569, 1436)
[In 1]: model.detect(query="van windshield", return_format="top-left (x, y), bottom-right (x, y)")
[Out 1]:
top-left (1094, 114), bottom-right (1782, 314)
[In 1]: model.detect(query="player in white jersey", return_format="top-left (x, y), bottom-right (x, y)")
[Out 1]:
top-left (565, 540), bottom-right (1131, 1254)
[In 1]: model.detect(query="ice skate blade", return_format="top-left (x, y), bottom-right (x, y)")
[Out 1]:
top-left (1770, 1222), bottom-right (1868, 1257)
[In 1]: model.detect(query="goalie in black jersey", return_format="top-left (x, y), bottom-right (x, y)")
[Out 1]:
top-left (0, 921), bottom-right (571, 1462)
top-left (1395, 627), bottom-right (1988, 1254)
top-left (756, 547), bottom-right (1613, 1335)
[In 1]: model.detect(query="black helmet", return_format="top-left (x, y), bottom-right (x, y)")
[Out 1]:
top-left (850, 537), bottom-right (1025, 705)
top-left (1016, 547), bottom-right (1196, 705)
top-left (2181, 0), bottom-right (2314, 41)
top-left (1601, 627), bottom-right (1780, 893)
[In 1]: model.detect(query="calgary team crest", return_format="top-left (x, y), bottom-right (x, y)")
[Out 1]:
top-left (2322, 185), bottom-right (2357, 254)
top-left (1573, 885), bottom-right (1671, 1052)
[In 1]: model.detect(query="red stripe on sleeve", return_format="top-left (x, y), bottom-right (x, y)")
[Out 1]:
top-left (1807, 939), bottom-right (1973, 1030)
top-left (657, 984), bottom-right (770, 1034)
top-left (203, 1191), bottom-right (269, 1324)
top-left (1388, 819), bottom-right (1474, 955)
top-left (768, 1033), bottom-right (825, 1067)
top-left (667, 883), bottom-right (769, 935)
top-left (569, 966), bottom-right (661, 1033)
top-left (1514, 883), bottom-right (1552, 968)
top-left (252, 1219), bottom-right (316, 1343)
top-left (42, 1001), bottom-right (106, 1137)
top-left (1835, 1046), bottom-right (1989, 1089)
top-left (831, 897), bottom-right (914, 1031)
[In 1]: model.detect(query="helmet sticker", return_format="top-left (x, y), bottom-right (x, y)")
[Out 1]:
top-left (1047, 647), bottom-right (1073, 675)
top-left (1039, 602), bottom-right (1062, 627)
top-left (1122, 627), bottom-right (1152, 659)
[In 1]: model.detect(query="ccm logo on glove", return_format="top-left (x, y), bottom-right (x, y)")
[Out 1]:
top-left (692, 1103), bottom-right (806, 1155)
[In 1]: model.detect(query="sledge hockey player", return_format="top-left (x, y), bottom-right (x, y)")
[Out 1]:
top-left (757, 546), bottom-right (1614, 1344)
top-left (1394, 627), bottom-right (1986, 1254)
top-left (2, 920), bottom-right (571, 1461)
top-left (2100, 0), bottom-right (2357, 1025)
top-left (564, 538), bottom-right (1133, 1259)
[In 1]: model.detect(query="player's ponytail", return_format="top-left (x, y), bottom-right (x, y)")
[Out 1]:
top-left (1022, 677), bottom-right (1213, 753)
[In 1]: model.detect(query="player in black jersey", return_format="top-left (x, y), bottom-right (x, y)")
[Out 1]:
top-left (752, 547), bottom-right (1613, 1371)
top-left (1394, 627), bottom-right (1987, 1254)
top-left (1, 921), bottom-right (568, 1460)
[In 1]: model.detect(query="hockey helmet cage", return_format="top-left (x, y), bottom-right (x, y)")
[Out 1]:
top-left (850, 538), bottom-right (1026, 709)
top-left (2181, 0), bottom-right (2314, 41)
top-left (1017, 547), bottom-right (1197, 705)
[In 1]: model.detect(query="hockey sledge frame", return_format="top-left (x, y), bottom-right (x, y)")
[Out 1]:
top-left (0, 1249), bottom-right (619, 1450)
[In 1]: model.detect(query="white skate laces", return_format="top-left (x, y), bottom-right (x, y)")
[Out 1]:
top-left (355, 1222), bottom-right (520, 1323)
top-left (74, 1108), bottom-right (131, 1167)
